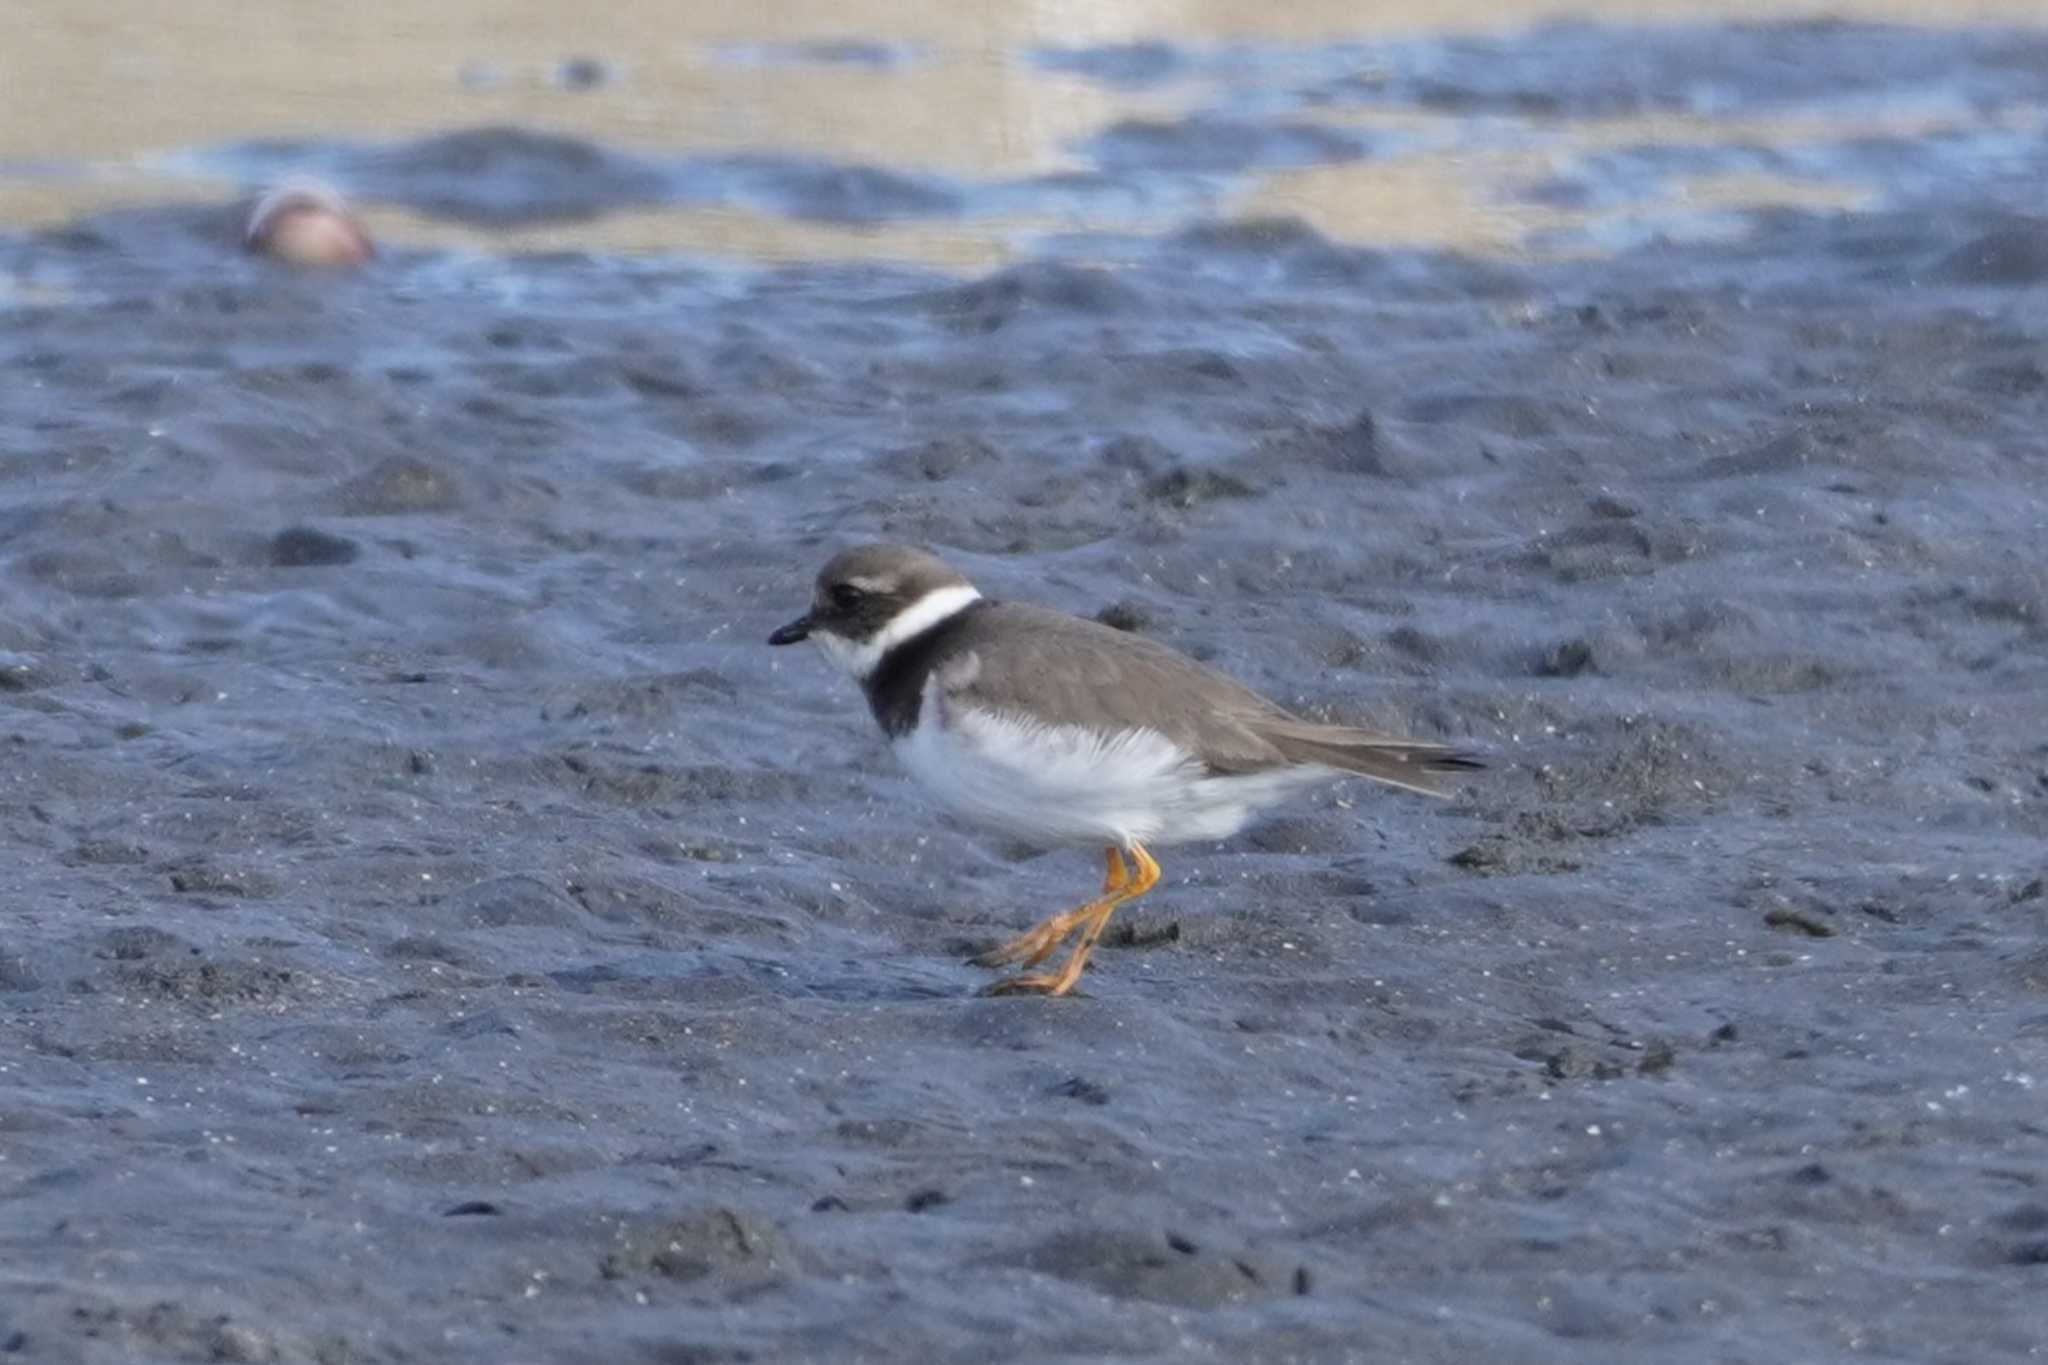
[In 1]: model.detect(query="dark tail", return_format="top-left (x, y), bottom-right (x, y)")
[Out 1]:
top-left (1255, 720), bottom-right (1484, 799)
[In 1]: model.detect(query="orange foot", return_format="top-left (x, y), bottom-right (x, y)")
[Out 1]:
top-left (972, 848), bottom-right (1125, 969)
top-left (981, 843), bottom-right (1161, 998)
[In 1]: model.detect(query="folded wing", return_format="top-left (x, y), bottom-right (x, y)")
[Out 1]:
top-left (939, 604), bottom-right (1481, 794)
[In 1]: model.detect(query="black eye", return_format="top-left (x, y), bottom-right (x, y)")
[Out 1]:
top-left (829, 583), bottom-right (865, 610)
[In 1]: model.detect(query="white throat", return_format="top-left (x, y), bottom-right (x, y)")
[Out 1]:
top-left (815, 583), bottom-right (981, 680)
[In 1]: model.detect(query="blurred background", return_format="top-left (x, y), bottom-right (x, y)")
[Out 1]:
top-left (8, 0), bottom-right (2046, 269)
top-left (6, 6), bottom-right (2048, 1363)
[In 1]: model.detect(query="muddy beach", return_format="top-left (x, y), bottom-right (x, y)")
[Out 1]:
top-left (4, 11), bottom-right (2048, 1364)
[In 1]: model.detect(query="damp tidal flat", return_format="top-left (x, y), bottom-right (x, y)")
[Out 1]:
top-left (3, 14), bottom-right (2048, 1364)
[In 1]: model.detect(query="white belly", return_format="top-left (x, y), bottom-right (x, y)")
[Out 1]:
top-left (892, 699), bottom-right (1337, 849)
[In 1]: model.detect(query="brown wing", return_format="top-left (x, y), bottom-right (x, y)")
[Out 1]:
top-left (938, 604), bottom-right (1482, 794)
top-left (935, 605), bottom-right (1289, 774)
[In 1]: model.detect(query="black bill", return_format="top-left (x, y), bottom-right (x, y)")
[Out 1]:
top-left (768, 614), bottom-right (812, 646)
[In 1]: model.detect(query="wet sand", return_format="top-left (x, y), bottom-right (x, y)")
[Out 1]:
top-left (4, 13), bottom-right (2048, 1365)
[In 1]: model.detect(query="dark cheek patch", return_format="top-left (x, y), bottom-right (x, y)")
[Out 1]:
top-left (811, 591), bottom-right (898, 638)
top-left (853, 595), bottom-right (899, 635)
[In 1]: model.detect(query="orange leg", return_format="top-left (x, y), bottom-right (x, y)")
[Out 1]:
top-left (972, 848), bottom-right (1127, 969)
top-left (984, 843), bottom-right (1161, 997)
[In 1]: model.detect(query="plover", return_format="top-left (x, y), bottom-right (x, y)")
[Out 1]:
top-left (769, 544), bottom-right (1480, 996)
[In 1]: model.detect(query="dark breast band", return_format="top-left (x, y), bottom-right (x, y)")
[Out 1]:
top-left (861, 599), bottom-right (994, 738)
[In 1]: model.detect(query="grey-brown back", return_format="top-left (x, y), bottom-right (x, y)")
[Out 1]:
top-left (863, 601), bottom-right (1479, 794)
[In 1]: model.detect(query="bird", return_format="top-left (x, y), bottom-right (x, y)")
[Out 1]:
top-left (768, 544), bottom-right (1480, 996)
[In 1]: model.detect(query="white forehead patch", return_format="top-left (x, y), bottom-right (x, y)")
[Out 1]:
top-left (813, 583), bottom-right (981, 680)
top-left (841, 573), bottom-right (896, 595)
